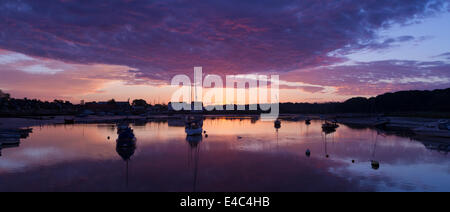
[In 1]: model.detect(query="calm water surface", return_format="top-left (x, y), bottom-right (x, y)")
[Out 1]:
top-left (0, 118), bottom-right (449, 192)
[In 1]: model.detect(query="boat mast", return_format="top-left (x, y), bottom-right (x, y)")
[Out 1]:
top-left (194, 80), bottom-right (197, 103)
top-left (190, 82), bottom-right (193, 108)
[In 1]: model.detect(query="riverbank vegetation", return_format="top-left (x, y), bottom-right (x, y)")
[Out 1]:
top-left (1, 88), bottom-right (449, 118)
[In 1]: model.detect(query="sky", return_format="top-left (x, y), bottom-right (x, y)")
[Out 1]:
top-left (0, 0), bottom-right (449, 104)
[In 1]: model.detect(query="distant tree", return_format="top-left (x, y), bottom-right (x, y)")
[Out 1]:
top-left (107, 99), bottom-right (116, 104)
top-left (132, 99), bottom-right (148, 107)
top-left (341, 97), bottom-right (370, 113)
top-left (53, 99), bottom-right (64, 104)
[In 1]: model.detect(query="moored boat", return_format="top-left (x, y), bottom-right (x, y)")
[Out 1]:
top-left (305, 119), bottom-right (311, 125)
top-left (185, 117), bottom-right (203, 136)
top-left (274, 120), bottom-right (281, 129)
top-left (438, 120), bottom-right (450, 130)
top-left (118, 128), bottom-right (135, 140)
top-left (371, 160), bottom-right (380, 170)
top-left (373, 118), bottom-right (390, 128)
top-left (413, 121), bottom-right (450, 138)
top-left (116, 127), bottom-right (136, 148)
top-left (322, 121), bottom-right (339, 131)
top-left (117, 123), bottom-right (130, 134)
top-left (185, 115), bottom-right (203, 136)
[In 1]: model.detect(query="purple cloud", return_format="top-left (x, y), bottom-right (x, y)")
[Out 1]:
top-left (435, 52), bottom-right (450, 60)
top-left (0, 0), bottom-right (447, 81)
top-left (284, 60), bottom-right (450, 95)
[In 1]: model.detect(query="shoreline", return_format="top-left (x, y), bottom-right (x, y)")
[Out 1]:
top-left (1, 114), bottom-right (449, 141)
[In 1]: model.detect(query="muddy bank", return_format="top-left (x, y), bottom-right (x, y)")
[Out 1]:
top-left (336, 116), bottom-right (448, 129)
top-left (0, 114), bottom-right (446, 129)
top-left (0, 114), bottom-right (274, 130)
top-left (0, 115), bottom-right (167, 130)
top-left (1, 114), bottom-right (449, 140)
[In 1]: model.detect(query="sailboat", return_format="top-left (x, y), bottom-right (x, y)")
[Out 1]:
top-left (412, 120), bottom-right (450, 138)
top-left (0, 128), bottom-right (31, 145)
top-left (185, 80), bottom-right (204, 136)
top-left (305, 118), bottom-right (311, 125)
top-left (116, 124), bottom-right (137, 188)
top-left (273, 95), bottom-right (281, 130)
top-left (116, 123), bottom-right (136, 149)
top-left (322, 121), bottom-right (339, 133)
top-left (370, 131), bottom-right (382, 170)
top-left (274, 119), bottom-right (281, 129)
top-left (185, 116), bottom-right (203, 136)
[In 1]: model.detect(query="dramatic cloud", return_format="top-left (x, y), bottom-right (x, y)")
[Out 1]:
top-left (436, 52), bottom-right (450, 60)
top-left (0, 0), bottom-right (449, 101)
top-left (284, 60), bottom-right (450, 95)
top-left (0, 0), bottom-right (447, 78)
top-left (0, 50), bottom-right (141, 100)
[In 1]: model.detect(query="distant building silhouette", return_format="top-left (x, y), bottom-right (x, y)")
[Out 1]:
top-left (0, 90), bottom-right (10, 99)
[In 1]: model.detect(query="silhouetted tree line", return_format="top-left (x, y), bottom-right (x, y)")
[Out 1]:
top-left (200, 88), bottom-right (450, 114)
top-left (0, 90), bottom-right (168, 116)
top-left (279, 88), bottom-right (450, 114)
top-left (0, 89), bottom-right (77, 116)
top-left (1, 88), bottom-right (450, 116)
top-left (0, 97), bottom-right (77, 116)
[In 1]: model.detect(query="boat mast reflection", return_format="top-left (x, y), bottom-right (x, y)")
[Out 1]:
top-left (186, 135), bottom-right (202, 192)
top-left (116, 123), bottom-right (137, 188)
top-left (321, 128), bottom-right (335, 158)
top-left (274, 120), bottom-right (281, 149)
top-left (305, 121), bottom-right (310, 137)
top-left (370, 131), bottom-right (382, 170)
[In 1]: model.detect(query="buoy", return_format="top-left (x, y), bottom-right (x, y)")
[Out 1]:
top-left (305, 149), bottom-right (311, 157)
top-left (371, 160), bottom-right (380, 170)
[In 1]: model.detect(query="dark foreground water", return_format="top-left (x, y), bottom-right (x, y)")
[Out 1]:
top-left (0, 118), bottom-right (449, 192)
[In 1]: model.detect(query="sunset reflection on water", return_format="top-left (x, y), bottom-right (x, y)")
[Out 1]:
top-left (0, 118), bottom-right (448, 192)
